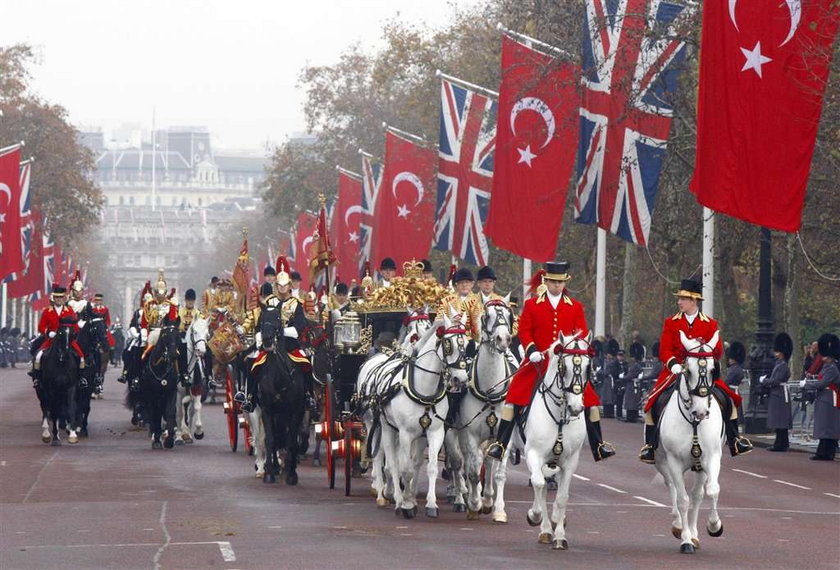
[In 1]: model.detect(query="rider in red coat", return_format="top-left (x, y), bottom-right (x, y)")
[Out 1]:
top-left (29, 286), bottom-right (86, 386)
top-left (487, 261), bottom-right (615, 462)
top-left (639, 279), bottom-right (753, 463)
top-left (91, 292), bottom-right (116, 348)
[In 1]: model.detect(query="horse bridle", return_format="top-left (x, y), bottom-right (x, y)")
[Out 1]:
top-left (480, 301), bottom-right (512, 354)
top-left (539, 339), bottom-right (590, 426)
top-left (676, 346), bottom-right (715, 425)
top-left (403, 311), bottom-right (431, 344)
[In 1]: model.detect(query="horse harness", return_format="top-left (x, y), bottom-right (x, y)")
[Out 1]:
top-left (145, 325), bottom-right (180, 387)
top-left (536, 340), bottom-right (589, 460)
top-left (675, 346), bottom-right (717, 472)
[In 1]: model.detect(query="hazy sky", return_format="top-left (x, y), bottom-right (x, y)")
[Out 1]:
top-left (4, 0), bottom-right (477, 151)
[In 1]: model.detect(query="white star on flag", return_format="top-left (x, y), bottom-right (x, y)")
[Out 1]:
top-left (517, 145), bottom-right (536, 167)
top-left (397, 204), bottom-right (410, 218)
top-left (348, 231), bottom-right (359, 243)
top-left (740, 41), bottom-right (772, 78)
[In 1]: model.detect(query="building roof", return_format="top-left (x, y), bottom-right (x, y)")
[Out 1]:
top-left (96, 150), bottom-right (192, 170)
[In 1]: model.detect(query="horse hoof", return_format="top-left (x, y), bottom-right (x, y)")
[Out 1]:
top-left (466, 509), bottom-right (480, 520)
top-left (707, 521), bottom-right (723, 537)
top-left (255, 471), bottom-right (264, 478)
top-left (425, 507), bottom-right (439, 518)
top-left (671, 526), bottom-right (682, 539)
top-left (163, 438), bottom-right (174, 449)
top-left (481, 505), bottom-right (492, 515)
top-left (376, 498), bottom-right (389, 508)
top-left (50, 439), bottom-right (61, 447)
top-left (67, 434), bottom-right (78, 444)
top-left (538, 532), bottom-right (552, 544)
top-left (552, 539), bottom-right (568, 551)
top-left (80, 428), bottom-right (89, 438)
top-left (41, 434), bottom-right (51, 444)
top-left (182, 434), bottom-right (193, 443)
top-left (692, 538), bottom-right (700, 549)
top-left (492, 512), bottom-right (508, 524)
top-left (152, 441), bottom-right (163, 450)
top-left (263, 474), bottom-right (276, 484)
top-left (527, 511), bottom-right (542, 527)
top-left (285, 472), bottom-right (298, 486)
top-left (680, 543), bottom-right (696, 554)
top-left (401, 507), bottom-right (416, 520)
top-left (369, 488), bottom-right (378, 498)
top-left (194, 431), bottom-right (204, 440)
top-left (453, 503), bottom-right (466, 513)
top-left (174, 439), bottom-right (184, 446)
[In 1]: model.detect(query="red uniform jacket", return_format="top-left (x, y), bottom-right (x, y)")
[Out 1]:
top-left (507, 292), bottom-right (599, 407)
top-left (91, 304), bottom-right (116, 347)
top-left (38, 304), bottom-right (85, 358)
top-left (645, 311), bottom-right (740, 412)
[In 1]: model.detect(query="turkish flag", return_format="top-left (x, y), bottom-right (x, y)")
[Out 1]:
top-left (376, 131), bottom-right (436, 269)
top-left (8, 209), bottom-right (43, 299)
top-left (294, 211), bottom-right (318, 290)
top-left (690, 1), bottom-right (839, 231)
top-left (0, 146), bottom-right (23, 281)
top-left (486, 36), bottom-right (579, 261)
top-left (330, 170), bottom-right (362, 284)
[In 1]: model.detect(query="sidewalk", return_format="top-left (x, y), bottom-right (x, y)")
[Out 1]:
top-left (748, 430), bottom-right (818, 453)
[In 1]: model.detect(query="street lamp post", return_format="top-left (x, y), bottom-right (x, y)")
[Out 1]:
top-left (745, 227), bottom-right (775, 433)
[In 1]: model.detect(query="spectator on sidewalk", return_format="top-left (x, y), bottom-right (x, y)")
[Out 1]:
top-left (802, 334), bottom-right (840, 461)
top-left (762, 333), bottom-right (793, 452)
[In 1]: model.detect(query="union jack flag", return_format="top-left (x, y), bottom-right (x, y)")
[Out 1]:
top-left (574, 0), bottom-right (694, 246)
top-left (359, 151), bottom-right (381, 274)
top-left (4, 162), bottom-right (33, 285)
top-left (433, 78), bottom-right (497, 266)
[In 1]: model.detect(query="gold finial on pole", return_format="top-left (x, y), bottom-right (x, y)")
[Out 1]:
top-left (242, 226), bottom-right (249, 238)
top-left (318, 193), bottom-right (326, 208)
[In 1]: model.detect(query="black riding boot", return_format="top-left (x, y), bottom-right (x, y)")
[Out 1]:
top-left (725, 418), bottom-right (753, 456)
top-left (639, 424), bottom-right (658, 464)
top-left (28, 368), bottom-right (41, 389)
top-left (487, 413), bottom-right (517, 460)
top-left (585, 414), bottom-right (616, 461)
top-left (769, 429), bottom-right (789, 452)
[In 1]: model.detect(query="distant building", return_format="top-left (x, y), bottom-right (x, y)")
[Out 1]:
top-left (82, 126), bottom-right (268, 323)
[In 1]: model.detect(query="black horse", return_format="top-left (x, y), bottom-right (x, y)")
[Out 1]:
top-left (38, 326), bottom-right (79, 446)
top-left (253, 320), bottom-right (307, 484)
top-left (138, 324), bottom-right (181, 449)
top-left (74, 317), bottom-right (109, 437)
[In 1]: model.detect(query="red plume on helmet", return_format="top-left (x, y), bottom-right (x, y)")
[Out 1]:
top-left (140, 281), bottom-right (152, 307)
top-left (528, 269), bottom-right (546, 297)
top-left (169, 287), bottom-right (176, 299)
top-left (362, 260), bottom-right (371, 278)
top-left (275, 255), bottom-right (290, 275)
top-left (447, 264), bottom-right (457, 286)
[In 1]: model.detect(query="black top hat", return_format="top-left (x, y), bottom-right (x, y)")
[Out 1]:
top-left (674, 279), bottom-right (703, 300)
top-left (543, 261), bottom-right (571, 281)
top-left (260, 282), bottom-right (274, 298)
top-left (211, 276), bottom-right (219, 284)
top-left (51, 285), bottom-right (67, 296)
top-left (818, 333), bottom-right (840, 360)
top-left (335, 282), bottom-right (349, 295)
top-left (606, 338), bottom-right (620, 356)
top-left (726, 341), bottom-right (746, 365)
top-left (476, 266), bottom-right (497, 281)
top-left (629, 342), bottom-right (645, 361)
top-left (93, 292), bottom-right (104, 300)
top-left (290, 271), bottom-right (302, 282)
top-left (421, 259), bottom-right (432, 273)
top-left (264, 265), bottom-right (276, 276)
top-left (453, 268), bottom-right (474, 283)
top-left (185, 288), bottom-right (197, 301)
top-left (773, 333), bottom-right (793, 361)
top-left (380, 257), bottom-right (397, 271)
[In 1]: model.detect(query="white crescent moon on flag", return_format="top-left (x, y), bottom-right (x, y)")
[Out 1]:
top-left (392, 172), bottom-right (424, 206)
top-left (344, 205), bottom-right (362, 225)
top-left (728, 0), bottom-right (739, 31)
top-left (510, 97), bottom-right (555, 150)
top-left (302, 235), bottom-right (315, 252)
top-left (780, 0), bottom-right (801, 46)
top-left (0, 183), bottom-right (11, 204)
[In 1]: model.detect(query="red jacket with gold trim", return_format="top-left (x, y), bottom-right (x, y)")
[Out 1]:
top-left (518, 292), bottom-right (588, 356)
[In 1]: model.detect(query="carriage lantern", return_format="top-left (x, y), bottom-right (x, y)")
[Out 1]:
top-left (335, 312), bottom-right (362, 353)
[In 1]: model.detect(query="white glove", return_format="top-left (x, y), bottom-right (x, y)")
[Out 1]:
top-left (283, 326), bottom-right (298, 339)
top-left (759, 375), bottom-right (767, 384)
top-left (128, 327), bottom-right (139, 339)
top-left (799, 379), bottom-right (806, 388)
top-left (619, 373), bottom-right (625, 379)
top-left (170, 296), bottom-right (178, 306)
top-left (529, 351), bottom-right (543, 364)
top-left (236, 325), bottom-right (245, 335)
top-left (141, 329), bottom-right (148, 342)
top-left (637, 372), bottom-right (644, 380)
top-left (670, 363), bottom-right (683, 375)
top-left (77, 320), bottom-right (86, 329)
top-left (255, 332), bottom-right (263, 348)
top-left (48, 331), bottom-right (56, 339)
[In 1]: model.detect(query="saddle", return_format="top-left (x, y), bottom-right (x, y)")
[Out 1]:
top-left (652, 381), bottom-right (731, 429)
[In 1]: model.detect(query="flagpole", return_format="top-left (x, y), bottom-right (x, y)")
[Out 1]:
top-left (0, 141), bottom-right (24, 155)
top-left (383, 123), bottom-right (427, 146)
top-left (702, 208), bottom-right (715, 317)
top-left (336, 165), bottom-right (362, 180)
top-left (435, 70), bottom-right (499, 99)
top-left (496, 23), bottom-right (574, 60)
top-left (595, 228), bottom-right (606, 338)
top-left (1, 282), bottom-right (7, 328)
top-left (151, 107), bottom-right (156, 212)
top-left (523, 258), bottom-right (531, 302)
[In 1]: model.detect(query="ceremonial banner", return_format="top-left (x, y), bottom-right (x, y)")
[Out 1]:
top-left (294, 211), bottom-right (318, 290)
top-left (574, 0), bottom-right (693, 246)
top-left (359, 151), bottom-right (382, 274)
top-left (0, 146), bottom-right (23, 280)
top-left (309, 202), bottom-right (336, 285)
top-left (232, 237), bottom-right (250, 312)
top-left (487, 35), bottom-right (578, 261)
top-left (377, 130), bottom-right (436, 267)
top-left (433, 78), bottom-right (497, 266)
top-left (330, 169), bottom-right (362, 283)
top-left (690, 0), bottom-right (839, 232)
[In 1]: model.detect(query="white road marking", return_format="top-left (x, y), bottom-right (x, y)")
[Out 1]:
top-left (597, 483), bottom-right (627, 494)
top-left (778, 539), bottom-right (790, 542)
top-left (586, 531), bottom-right (600, 535)
top-left (23, 450), bottom-right (58, 503)
top-left (152, 501), bottom-right (170, 570)
top-left (1, 460), bottom-right (6, 466)
top-left (460, 528), bottom-right (474, 531)
top-left (268, 526), bottom-right (283, 529)
top-left (572, 474), bottom-right (590, 481)
top-left (732, 468), bottom-right (767, 479)
top-left (77, 530), bottom-right (90, 533)
top-left (773, 479), bottom-right (812, 491)
top-left (143, 528), bottom-right (155, 531)
top-left (217, 541), bottom-right (236, 562)
top-left (634, 496), bottom-right (667, 508)
top-left (781, 516), bottom-right (792, 520)
top-left (825, 493), bottom-right (840, 499)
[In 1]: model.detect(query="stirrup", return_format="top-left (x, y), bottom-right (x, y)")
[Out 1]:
top-left (486, 441), bottom-right (505, 460)
top-left (594, 441), bottom-right (616, 462)
top-left (639, 444), bottom-right (656, 464)
top-left (233, 391), bottom-right (246, 403)
top-left (241, 400), bottom-right (254, 413)
top-left (731, 437), bottom-right (753, 457)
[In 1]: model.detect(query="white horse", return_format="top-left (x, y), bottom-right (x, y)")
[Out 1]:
top-left (359, 314), bottom-right (469, 519)
top-left (657, 330), bottom-right (724, 554)
top-left (496, 333), bottom-right (590, 549)
top-left (451, 298), bottom-right (515, 520)
top-left (175, 315), bottom-right (210, 444)
top-left (357, 308), bottom-right (432, 507)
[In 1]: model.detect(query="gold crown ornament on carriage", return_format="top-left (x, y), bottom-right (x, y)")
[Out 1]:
top-left (354, 258), bottom-right (450, 312)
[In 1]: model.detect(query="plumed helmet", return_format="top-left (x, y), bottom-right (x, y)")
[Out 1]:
top-left (264, 265), bottom-right (276, 277)
top-left (607, 338), bottom-right (620, 356)
top-left (185, 288), bottom-right (197, 301)
top-left (379, 257), bottom-right (396, 271)
top-left (726, 341), bottom-right (746, 365)
top-left (773, 333), bottom-right (793, 361)
top-left (154, 268), bottom-right (167, 297)
top-left (651, 342), bottom-right (660, 359)
top-left (476, 266), bottom-right (497, 281)
top-left (71, 270), bottom-right (84, 293)
top-left (453, 268), bottom-right (474, 283)
top-left (818, 333), bottom-right (840, 360)
top-left (629, 342), bottom-right (645, 361)
top-left (275, 256), bottom-right (291, 286)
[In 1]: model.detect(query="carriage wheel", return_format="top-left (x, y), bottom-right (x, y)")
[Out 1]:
top-left (224, 369), bottom-right (238, 452)
top-left (325, 375), bottom-right (336, 490)
top-left (243, 417), bottom-right (253, 456)
top-left (344, 420), bottom-right (353, 497)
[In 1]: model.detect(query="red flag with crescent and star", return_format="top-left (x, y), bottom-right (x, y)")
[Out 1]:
top-left (690, 0), bottom-right (839, 232)
top-left (486, 35), bottom-right (579, 262)
top-left (330, 169), bottom-right (363, 282)
top-left (294, 211), bottom-right (318, 290)
top-left (0, 145), bottom-right (23, 281)
top-left (376, 130), bottom-right (436, 268)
